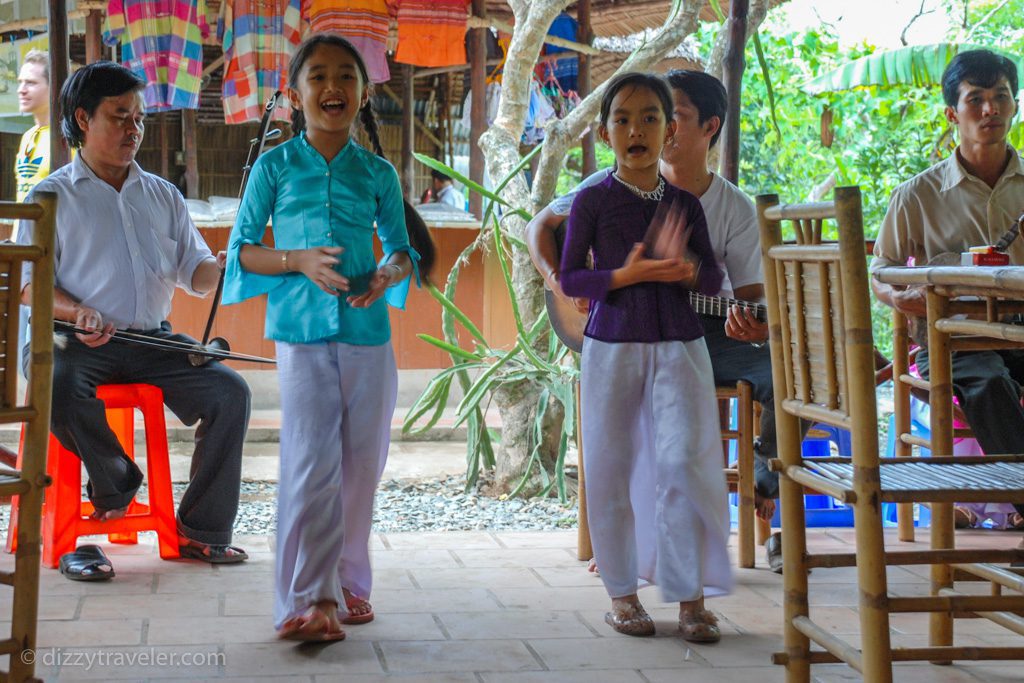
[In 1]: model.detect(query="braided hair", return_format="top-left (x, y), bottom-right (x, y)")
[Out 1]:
top-left (288, 33), bottom-right (436, 281)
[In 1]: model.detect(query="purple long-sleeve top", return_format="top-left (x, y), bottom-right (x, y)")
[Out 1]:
top-left (559, 174), bottom-right (723, 344)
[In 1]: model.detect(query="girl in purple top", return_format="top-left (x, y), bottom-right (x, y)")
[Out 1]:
top-left (560, 72), bottom-right (733, 642)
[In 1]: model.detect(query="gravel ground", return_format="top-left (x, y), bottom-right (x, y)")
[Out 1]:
top-left (0, 476), bottom-right (580, 537)
top-left (227, 476), bottom-right (579, 535)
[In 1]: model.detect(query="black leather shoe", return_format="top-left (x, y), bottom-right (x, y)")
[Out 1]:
top-left (765, 532), bottom-right (783, 574)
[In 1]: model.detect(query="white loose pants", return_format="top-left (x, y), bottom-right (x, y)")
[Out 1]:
top-left (273, 340), bottom-right (397, 628)
top-left (581, 338), bottom-right (733, 603)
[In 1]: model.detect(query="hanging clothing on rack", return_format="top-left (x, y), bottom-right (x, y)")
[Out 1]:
top-left (302, 0), bottom-right (394, 84)
top-left (540, 12), bottom-right (578, 93)
top-left (218, 0), bottom-right (301, 124)
top-left (522, 79), bottom-right (555, 146)
top-left (459, 81), bottom-right (501, 129)
top-left (103, 0), bottom-right (210, 112)
top-left (394, 0), bottom-right (469, 68)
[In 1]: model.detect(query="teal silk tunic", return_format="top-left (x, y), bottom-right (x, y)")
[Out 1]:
top-left (223, 133), bottom-right (419, 345)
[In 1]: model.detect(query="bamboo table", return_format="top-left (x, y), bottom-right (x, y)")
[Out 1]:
top-left (873, 264), bottom-right (1024, 651)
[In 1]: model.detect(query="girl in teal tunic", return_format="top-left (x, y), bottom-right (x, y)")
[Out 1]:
top-left (223, 33), bottom-right (434, 642)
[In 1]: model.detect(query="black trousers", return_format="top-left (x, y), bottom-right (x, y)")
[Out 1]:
top-left (701, 314), bottom-right (781, 499)
top-left (916, 348), bottom-right (1024, 517)
top-left (38, 324), bottom-right (251, 545)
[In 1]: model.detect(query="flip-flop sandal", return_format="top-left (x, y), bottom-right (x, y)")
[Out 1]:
top-left (178, 539), bottom-right (248, 564)
top-left (604, 602), bottom-right (655, 637)
top-left (341, 593), bottom-right (374, 625)
top-left (278, 611), bottom-right (347, 642)
top-left (59, 545), bottom-right (115, 582)
top-left (679, 608), bottom-right (721, 643)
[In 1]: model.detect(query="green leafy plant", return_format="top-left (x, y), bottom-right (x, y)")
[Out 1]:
top-left (403, 153), bottom-right (579, 500)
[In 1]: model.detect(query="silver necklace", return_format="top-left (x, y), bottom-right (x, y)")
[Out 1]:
top-left (612, 172), bottom-right (665, 201)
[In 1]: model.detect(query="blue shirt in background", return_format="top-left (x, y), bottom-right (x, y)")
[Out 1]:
top-left (223, 133), bottom-right (419, 345)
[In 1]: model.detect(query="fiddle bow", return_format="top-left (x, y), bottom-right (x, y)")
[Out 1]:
top-left (189, 91), bottom-right (283, 366)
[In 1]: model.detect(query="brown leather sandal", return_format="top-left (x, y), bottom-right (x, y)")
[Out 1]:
top-left (604, 601), bottom-right (655, 637)
top-left (679, 608), bottom-right (721, 643)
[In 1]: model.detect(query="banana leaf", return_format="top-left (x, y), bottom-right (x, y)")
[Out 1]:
top-left (802, 43), bottom-right (1024, 95)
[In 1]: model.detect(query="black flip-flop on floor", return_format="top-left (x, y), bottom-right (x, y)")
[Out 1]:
top-left (59, 545), bottom-right (115, 582)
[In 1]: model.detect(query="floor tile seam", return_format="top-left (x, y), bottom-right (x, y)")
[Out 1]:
top-left (372, 640), bottom-right (388, 675)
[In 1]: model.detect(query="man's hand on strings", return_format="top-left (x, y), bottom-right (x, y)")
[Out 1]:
top-left (74, 306), bottom-right (115, 348)
top-left (292, 246), bottom-right (350, 296)
top-left (725, 304), bottom-right (768, 344)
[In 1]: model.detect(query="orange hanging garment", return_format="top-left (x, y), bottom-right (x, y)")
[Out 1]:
top-left (394, 0), bottom-right (469, 68)
top-left (302, 0), bottom-right (395, 83)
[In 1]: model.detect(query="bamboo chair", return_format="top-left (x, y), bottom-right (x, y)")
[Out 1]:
top-left (717, 382), bottom-right (771, 568)
top-left (889, 309), bottom-right (981, 542)
top-left (757, 186), bottom-right (1024, 683)
top-left (0, 195), bottom-right (56, 683)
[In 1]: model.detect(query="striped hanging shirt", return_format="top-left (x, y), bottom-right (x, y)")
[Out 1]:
top-left (302, 0), bottom-right (395, 84)
top-left (218, 0), bottom-right (301, 124)
top-left (103, 0), bottom-right (210, 112)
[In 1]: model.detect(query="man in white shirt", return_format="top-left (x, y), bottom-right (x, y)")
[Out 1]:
top-left (431, 169), bottom-right (466, 210)
top-left (527, 70), bottom-right (800, 572)
top-left (871, 49), bottom-right (1024, 552)
top-left (17, 62), bottom-right (251, 573)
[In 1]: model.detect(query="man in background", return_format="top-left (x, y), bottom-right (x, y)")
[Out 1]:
top-left (15, 49), bottom-right (52, 202)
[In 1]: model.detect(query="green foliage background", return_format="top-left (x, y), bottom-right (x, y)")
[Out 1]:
top-left (557, 0), bottom-right (1023, 358)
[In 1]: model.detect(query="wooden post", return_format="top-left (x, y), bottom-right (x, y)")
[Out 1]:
top-left (720, 0), bottom-right (749, 185)
top-left (577, 0), bottom-right (596, 178)
top-left (926, 287), bottom-right (955, 662)
top-left (181, 110), bottom-right (200, 199)
top-left (47, 0), bottom-right (71, 171)
top-left (85, 10), bottom-right (103, 64)
top-left (444, 73), bottom-right (454, 167)
top-left (468, 0), bottom-right (488, 218)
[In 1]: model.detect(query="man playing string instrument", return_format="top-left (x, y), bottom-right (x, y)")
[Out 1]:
top-left (15, 62), bottom-right (251, 576)
top-left (871, 49), bottom-right (1024, 548)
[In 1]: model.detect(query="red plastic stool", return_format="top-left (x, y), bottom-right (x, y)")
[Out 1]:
top-left (6, 384), bottom-right (181, 567)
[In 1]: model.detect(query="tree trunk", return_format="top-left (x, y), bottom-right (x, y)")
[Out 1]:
top-left (707, 0), bottom-right (776, 173)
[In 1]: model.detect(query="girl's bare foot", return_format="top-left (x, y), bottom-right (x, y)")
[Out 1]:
top-left (342, 587), bottom-right (374, 625)
top-left (604, 594), bottom-right (655, 636)
top-left (679, 596), bottom-right (720, 643)
top-left (277, 601), bottom-right (346, 642)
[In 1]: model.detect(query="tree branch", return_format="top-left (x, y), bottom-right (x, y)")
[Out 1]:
top-left (899, 0), bottom-right (935, 47)
top-left (531, 0), bottom-right (706, 210)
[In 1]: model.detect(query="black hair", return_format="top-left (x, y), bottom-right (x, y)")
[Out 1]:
top-left (599, 72), bottom-right (673, 128)
top-left (665, 69), bottom-right (728, 148)
top-left (942, 49), bottom-right (1019, 108)
top-left (288, 32), bottom-right (435, 283)
top-left (59, 61), bottom-right (145, 148)
top-left (430, 169), bottom-right (453, 183)
top-left (403, 201), bottom-right (435, 283)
